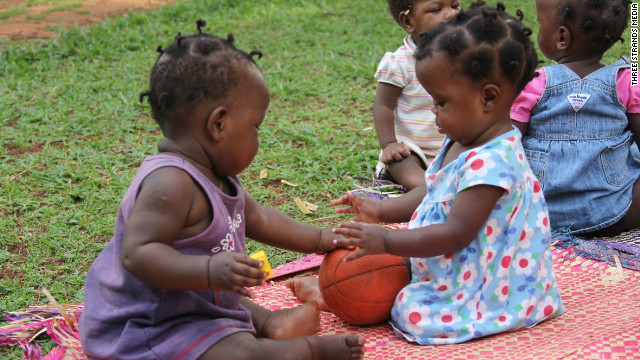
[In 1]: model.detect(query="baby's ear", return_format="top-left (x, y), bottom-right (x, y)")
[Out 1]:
top-left (398, 10), bottom-right (414, 34)
top-left (207, 106), bottom-right (227, 141)
top-left (556, 26), bottom-right (570, 51)
top-left (481, 84), bottom-right (501, 111)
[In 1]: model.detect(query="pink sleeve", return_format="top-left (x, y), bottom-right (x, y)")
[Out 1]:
top-left (616, 68), bottom-right (640, 113)
top-left (510, 69), bottom-right (546, 123)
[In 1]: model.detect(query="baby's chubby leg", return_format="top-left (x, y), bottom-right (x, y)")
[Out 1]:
top-left (387, 154), bottom-right (426, 191)
top-left (285, 277), bottom-right (329, 311)
top-left (198, 331), bottom-right (366, 360)
top-left (241, 298), bottom-right (320, 339)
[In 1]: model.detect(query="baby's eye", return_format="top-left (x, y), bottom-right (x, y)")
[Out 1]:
top-left (428, 8), bottom-right (442, 13)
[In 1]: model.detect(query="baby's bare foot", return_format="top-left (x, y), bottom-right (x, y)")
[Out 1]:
top-left (285, 276), bottom-right (329, 311)
top-left (306, 334), bottom-right (366, 360)
top-left (261, 301), bottom-right (321, 339)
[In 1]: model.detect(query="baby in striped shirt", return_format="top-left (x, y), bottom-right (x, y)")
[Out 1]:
top-left (374, 0), bottom-right (461, 190)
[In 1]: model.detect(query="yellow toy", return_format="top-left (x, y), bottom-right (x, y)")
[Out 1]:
top-left (249, 250), bottom-right (273, 279)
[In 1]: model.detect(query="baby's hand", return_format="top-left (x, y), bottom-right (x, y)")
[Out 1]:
top-left (207, 252), bottom-right (267, 298)
top-left (331, 192), bottom-right (381, 223)
top-left (315, 227), bottom-right (351, 254)
top-left (380, 142), bottom-right (411, 165)
top-left (332, 221), bottom-right (389, 261)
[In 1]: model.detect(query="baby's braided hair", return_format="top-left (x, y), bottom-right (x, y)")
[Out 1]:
top-left (139, 20), bottom-right (263, 128)
top-left (557, 0), bottom-right (630, 52)
top-left (415, 1), bottom-right (538, 94)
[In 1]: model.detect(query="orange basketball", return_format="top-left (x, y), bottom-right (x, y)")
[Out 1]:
top-left (318, 248), bottom-right (410, 325)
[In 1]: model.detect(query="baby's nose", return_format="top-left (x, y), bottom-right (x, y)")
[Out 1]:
top-left (444, 8), bottom-right (457, 21)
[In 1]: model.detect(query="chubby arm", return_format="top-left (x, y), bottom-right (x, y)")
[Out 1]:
top-left (121, 168), bottom-right (209, 290)
top-left (374, 82), bottom-right (402, 148)
top-left (334, 185), bottom-right (504, 260)
top-left (244, 190), bottom-right (335, 254)
top-left (121, 168), bottom-right (264, 295)
top-left (375, 82), bottom-right (411, 163)
top-left (385, 185), bottom-right (504, 257)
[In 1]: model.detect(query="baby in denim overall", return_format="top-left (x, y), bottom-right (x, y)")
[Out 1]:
top-left (511, 0), bottom-right (640, 237)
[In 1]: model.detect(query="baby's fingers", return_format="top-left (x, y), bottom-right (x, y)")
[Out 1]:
top-left (232, 261), bottom-right (267, 281)
top-left (231, 285), bottom-right (256, 298)
top-left (334, 206), bottom-right (356, 215)
top-left (230, 255), bottom-right (267, 285)
top-left (332, 224), bottom-right (363, 246)
top-left (399, 144), bottom-right (411, 156)
top-left (343, 248), bottom-right (368, 261)
top-left (331, 192), bottom-right (352, 206)
top-left (232, 253), bottom-right (263, 269)
top-left (333, 227), bottom-right (361, 240)
top-left (337, 221), bottom-right (364, 231)
top-left (380, 152), bottom-right (394, 165)
top-left (391, 150), bottom-right (406, 162)
top-left (226, 271), bottom-right (264, 298)
top-left (333, 237), bottom-right (360, 248)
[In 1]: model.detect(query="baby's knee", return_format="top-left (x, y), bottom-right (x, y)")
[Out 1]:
top-left (388, 162), bottom-right (426, 190)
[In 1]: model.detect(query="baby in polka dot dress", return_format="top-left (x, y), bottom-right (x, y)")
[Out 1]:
top-left (329, 3), bottom-right (564, 345)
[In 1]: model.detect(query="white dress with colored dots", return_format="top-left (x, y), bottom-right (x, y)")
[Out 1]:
top-left (389, 128), bottom-right (564, 345)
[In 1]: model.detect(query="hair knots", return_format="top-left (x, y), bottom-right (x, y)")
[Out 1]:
top-left (249, 50), bottom-right (263, 59)
top-left (175, 32), bottom-right (184, 46)
top-left (196, 19), bottom-right (207, 34)
top-left (139, 91), bottom-right (151, 104)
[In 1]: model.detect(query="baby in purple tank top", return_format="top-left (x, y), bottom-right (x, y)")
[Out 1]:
top-left (79, 20), bottom-right (365, 360)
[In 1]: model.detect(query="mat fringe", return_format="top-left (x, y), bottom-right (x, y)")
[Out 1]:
top-left (552, 228), bottom-right (640, 270)
top-left (1, 303), bottom-right (84, 359)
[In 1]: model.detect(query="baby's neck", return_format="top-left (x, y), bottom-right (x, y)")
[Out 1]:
top-left (555, 54), bottom-right (605, 78)
top-left (157, 138), bottom-right (212, 173)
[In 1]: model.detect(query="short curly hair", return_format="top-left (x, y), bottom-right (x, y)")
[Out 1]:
top-left (140, 20), bottom-right (263, 129)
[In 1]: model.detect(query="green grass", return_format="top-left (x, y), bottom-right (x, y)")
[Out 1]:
top-left (0, 6), bottom-right (27, 20)
top-left (25, 0), bottom-right (79, 5)
top-left (0, 0), bottom-right (631, 357)
top-left (0, 0), bottom-right (82, 21)
top-left (26, 3), bottom-right (84, 21)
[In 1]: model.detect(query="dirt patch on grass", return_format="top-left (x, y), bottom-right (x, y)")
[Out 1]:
top-left (0, 0), bottom-right (176, 40)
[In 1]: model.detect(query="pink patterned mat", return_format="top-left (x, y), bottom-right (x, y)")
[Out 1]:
top-left (2, 247), bottom-right (639, 359)
top-left (270, 253), bottom-right (325, 280)
top-left (253, 245), bottom-right (640, 360)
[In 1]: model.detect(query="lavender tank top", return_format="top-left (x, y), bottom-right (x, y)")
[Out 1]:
top-left (80, 154), bottom-right (254, 360)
